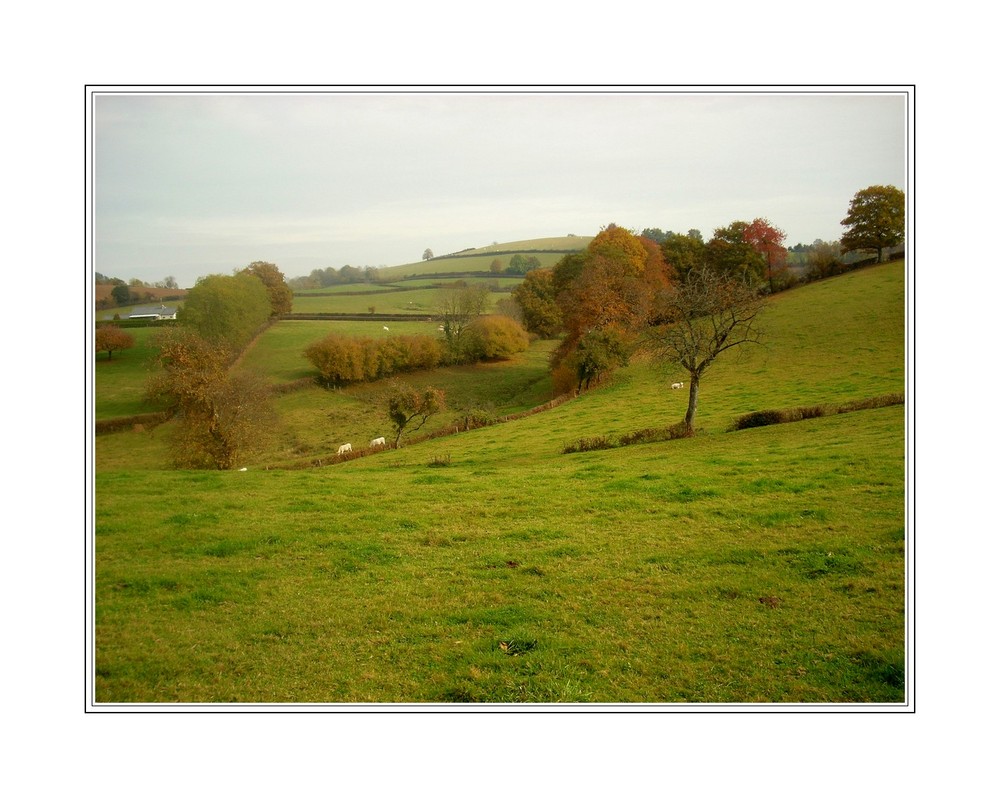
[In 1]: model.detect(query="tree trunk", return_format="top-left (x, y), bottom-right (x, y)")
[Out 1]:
top-left (683, 375), bottom-right (700, 434)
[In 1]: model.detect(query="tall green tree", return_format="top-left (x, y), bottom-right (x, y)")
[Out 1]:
top-left (110, 284), bottom-right (131, 306)
top-left (179, 272), bottom-right (271, 351)
top-left (840, 185), bottom-right (905, 262)
top-left (512, 269), bottom-right (561, 338)
top-left (660, 232), bottom-right (707, 283)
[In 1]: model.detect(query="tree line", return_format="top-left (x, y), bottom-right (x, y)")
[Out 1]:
top-left (509, 184), bottom-right (905, 434)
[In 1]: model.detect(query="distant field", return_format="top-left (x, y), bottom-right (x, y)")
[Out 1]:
top-left (94, 261), bottom-right (907, 704)
top-left (377, 235), bottom-right (590, 280)
top-left (238, 319), bottom-right (448, 384)
top-left (291, 283), bottom-right (514, 315)
top-left (93, 327), bottom-right (169, 419)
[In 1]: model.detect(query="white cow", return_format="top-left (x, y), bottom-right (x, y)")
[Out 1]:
top-left (338, 443), bottom-right (353, 455)
top-left (671, 382), bottom-right (685, 390)
top-left (370, 437), bottom-right (386, 448)
top-left (383, 326), bottom-right (390, 331)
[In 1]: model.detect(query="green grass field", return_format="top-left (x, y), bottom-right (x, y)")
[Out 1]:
top-left (290, 278), bottom-right (519, 315)
top-left (94, 327), bottom-right (171, 419)
top-left (93, 261), bottom-right (907, 704)
top-left (377, 236), bottom-right (590, 280)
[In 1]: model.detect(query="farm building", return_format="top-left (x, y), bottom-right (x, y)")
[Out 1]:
top-left (128, 304), bottom-right (177, 320)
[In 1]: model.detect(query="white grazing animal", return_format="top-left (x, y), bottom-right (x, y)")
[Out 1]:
top-left (383, 326), bottom-right (390, 331)
top-left (338, 443), bottom-right (353, 455)
top-left (370, 437), bottom-right (386, 447)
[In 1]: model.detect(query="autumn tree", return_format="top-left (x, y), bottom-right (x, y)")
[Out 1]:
top-left (742, 218), bottom-right (788, 293)
top-left (146, 328), bottom-right (275, 469)
top-left (706, 221), bottom-right (767, 285)
top-left (644, 268), bottom-right (766, 435)
top-left (381, 380), bottom-right (446, 447)
top-left (95, 325), bottom-right (135, 360)
top-left (241, 260), bottom-right (293, 316)
top-left (550, 225), bottom-right (672, 387)
top-left (840, 185), bottom-right (905, 262)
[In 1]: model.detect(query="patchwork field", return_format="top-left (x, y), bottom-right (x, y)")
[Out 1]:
top-left (93, 261), bottom-right (907, 704)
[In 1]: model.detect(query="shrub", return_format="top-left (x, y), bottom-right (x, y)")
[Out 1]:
top-left (304, 333), bottom-right (444, 386)
top-left (563, 436), bottom-right (615, 454)
top-left (729, 394), bottom-right (905, 431)
top-left (836, 393), bottom-right (905, 413)
top-left (731, 409), bottom-right (786, 430)
top-left (618, 423), bottom-right (691, 446)
top-left (463, 315), bottom-right (530, 361)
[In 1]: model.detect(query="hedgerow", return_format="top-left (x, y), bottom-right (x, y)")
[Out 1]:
top-left (729, 393), bottom-right (904, 431)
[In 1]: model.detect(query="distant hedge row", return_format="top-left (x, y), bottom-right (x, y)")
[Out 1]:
top-left (96, 318), bottom-right (177, 329)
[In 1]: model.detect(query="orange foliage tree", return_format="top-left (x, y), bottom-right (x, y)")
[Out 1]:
top-left (551, 224), bottom-right (675, 388)
top-left (146, 328), bottom-right (275, 469)
top-left (95, 325), bottom-right (135, 360)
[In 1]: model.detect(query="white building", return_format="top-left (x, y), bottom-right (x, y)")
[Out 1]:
top-left (128, 304), bottom-right (177, 320)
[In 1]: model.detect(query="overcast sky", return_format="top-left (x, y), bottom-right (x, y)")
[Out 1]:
top-left (93, 90), bottom-right (907, 288)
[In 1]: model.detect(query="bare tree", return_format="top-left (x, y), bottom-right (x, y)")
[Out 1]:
top-left (644, 268), bottom-right (766, 435)
top-left (436, 283), bottom-right (490, 360)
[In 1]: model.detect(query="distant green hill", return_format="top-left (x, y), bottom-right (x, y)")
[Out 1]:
top-left (379, 235), bottom-right (592, 279)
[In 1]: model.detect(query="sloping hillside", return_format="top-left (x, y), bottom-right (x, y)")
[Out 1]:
top-left (94, 261), bottom-right (907, 703)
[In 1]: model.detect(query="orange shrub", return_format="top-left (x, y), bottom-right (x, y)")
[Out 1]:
top-left (305, 333), bottom-right (443, 386)
top-left (464, 315), bottom-right (530, 361)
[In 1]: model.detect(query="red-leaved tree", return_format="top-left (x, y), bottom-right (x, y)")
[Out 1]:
top-left (743, 218), bottom-right (788, 293)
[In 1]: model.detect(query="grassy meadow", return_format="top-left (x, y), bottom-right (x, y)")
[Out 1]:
top-left (289, 273), bottom-right (524, 316)
top-left (377, 236), bottom-right (590, 280)
top-left (93, 260), bottom-right (907, 704)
